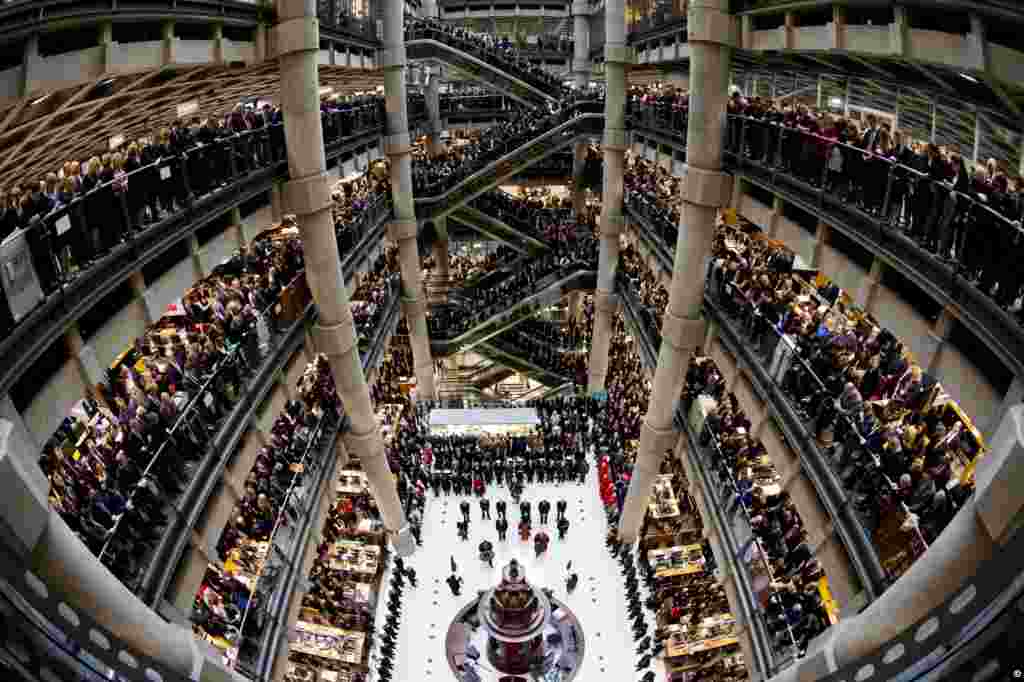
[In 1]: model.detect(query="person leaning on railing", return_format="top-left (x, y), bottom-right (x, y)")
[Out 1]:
top-left (718, 90), bottom-right (1024, 316)
top-left (707, 224), bottom-right (974, 550)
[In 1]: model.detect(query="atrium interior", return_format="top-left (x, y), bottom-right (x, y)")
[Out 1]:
top-left (0, 1), bottom-right (1023, 682)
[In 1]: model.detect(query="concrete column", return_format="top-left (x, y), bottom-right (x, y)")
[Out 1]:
top-left (890, 5), bottom-right (908, 56)
top-left (587, 0), bottom-right (628, 394)
top-left (161, 20), bottom-right (176, 65)
top-left (619, 0), bottom-right (734, 542)
top-left (0, 393), bottom-right (41, 471)
top-left (275, 0), bottom-right (413, 558)
top-left (426, 66), bottom-right (445, 157)
top-left (967, 14), bottom-right (988, 71)
top-left (432, 216), bottom-right (450, 284)
top-left (572, 141), bottom-right (587, 216)
top-left (566, 290), bottom-right (582, 324)
top-left (811, 220), bottom-right (829, 268)
top-left (212, 22), bottom-right (225, 65)
top-left (255, 22), bottom-right (267, 62)
top-left (382, 0), bottom-right (436, 402)
top-left (783, 12), bottom-right (796, 49)
top-left (128, 270), bottom-right (155, 325)
top-left (270, 178), bottom-right (284, 223)
top-left (771, 406), bottom-right (1024, 682)
top-left (20, 34), bottom-right (39, 98)
top-left (188, 233), bottom-right (205, 282)
top-left (768, 195), bottom-right (783, 237)
top-left (740, 15), bottom-right (753, 50)
top-left (832, 4), bottom-right (845, 50)
top-left (571, 0), bottom-right (590, 89)
top-left (63, 323), bottom-right (103, 391)
top-left (98, 21), bottom-right (114, 75)
top-left (925, 305), bottom-right (956, 377)
top-left (854, 257), bottom-right (884, 311)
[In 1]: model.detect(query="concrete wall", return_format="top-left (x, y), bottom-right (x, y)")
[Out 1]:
top-left (868, 284), bottom-right (939, 367)
top-left (111, 41), bottom-right (164, 73)
top-left (146, 257), bottom-right (197, 318)
top-left (773, 215), bottom-right (815, 266)
top-left (29, 46), bottom-right (104, 95)
top-left (24, 356), bottom-right (90, 447)
top-left (845, 25), bottom-right (891, 55)
top-left (818, 244), bottom-right (867, 296)
top-left (89, 299), bottom-right (150, 370)
top-left (907, 29), bottom-right (969, 68)
top-left (177, 39), bottom-right (215, 64)
top-left (932, 344), bottom-right (1001, 435)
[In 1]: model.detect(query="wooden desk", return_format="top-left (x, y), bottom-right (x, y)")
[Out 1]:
top-left (666, 634), bottom-right (739, 659)
top-left (649, 474), bottom-right (680, 518)
top-left (326, 540), bottom-right (380, 576)
top-left (291, 621), bottom-right (365, 665)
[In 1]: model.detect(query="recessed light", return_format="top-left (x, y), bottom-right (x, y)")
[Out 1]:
top-left (959, 72), bottom-right (979, 83)
top-left (30, 93), bottom-right (50, 105)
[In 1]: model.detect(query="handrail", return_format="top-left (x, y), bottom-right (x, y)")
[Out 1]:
top-left (0, 106), bottom-right (403, 399)
top-left (623, 197), bottom-right (890, 600)
top-left (477, 338), bottom-right (576, 387)
top-left (140, 202), bottom-right (391, 607)
top-left (413, 113), bottom-right (603, 222)
top-left (429, 268), bottom-right (598, 354)
top-left (625, 107), bottom-right (1024, 386)
top-left (615, 272), bottom-right (779, 677)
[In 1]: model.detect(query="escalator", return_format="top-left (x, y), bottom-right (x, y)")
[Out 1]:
top-left (414, 113), bottom-right (603, 223)
top-left (476, 336), bottom-right (576, 388)
top-left (428, 267), bottom-right (597, 356)
top-left (448, 203), bottom-right (549, 254)
top-left (404, 25), bottom-right (561, 107)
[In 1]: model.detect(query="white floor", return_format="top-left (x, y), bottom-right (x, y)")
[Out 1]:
top-left (373, 469), bottom-right (655, 682)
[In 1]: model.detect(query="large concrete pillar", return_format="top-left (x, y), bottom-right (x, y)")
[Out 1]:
top-left (162, 20), bottom-right (176, 65)
top-left (572, 141), bottom-right (587, 216)
top-left (275, 0), bottom-right (412, 557)
top-left (382, 0), bottom-right (436, 400)
top-left (20, 34), bottom-right (39, 98)
top-left (98, 21), bottom-right (114, 74)
top-left (586, 0), bottom-right (628, 394)
top-left (571, 0), bottom-right (590, 89)
top-left (0, 418), bottom-right (242, 681)
top-left (432, 216), bottom-right (450, 283)
top-left (426, 66), bottom-right (445, 157)
top-left (619, 0), bottom-right (733, 542)
top-left (270, 178), bottom-right (284, 223)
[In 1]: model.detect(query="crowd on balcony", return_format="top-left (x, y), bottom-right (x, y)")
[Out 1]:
top-left (193, 355), bottom-right (340, 654)
top-left (683, 355), bottom-right (833, 656)
top-left (723, 92), bottom-right (1024, 315)
top-left (623, 157), bottom-right (683, 245)
top-left (708, 220), bottom-right (978, 572)
top-left (620, 243), bottom-right (669, 338)
top-left (426, 233), bottom-right (598, 338)
top-left (404, 16), bottom-right (568, 96)
top-left (37, 222), bottom-right (309, 592)
top-left (350, 248), bottom-right (400, 344)
top-left (0, 95), bottom-right (395, 338)
top-left (332, 169), bottom-right (393, 255)
top-left (516, 316), bottom-right (591, 352)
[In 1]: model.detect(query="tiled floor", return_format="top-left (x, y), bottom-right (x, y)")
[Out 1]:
top-left (373, 469), bottom-right (658, 681)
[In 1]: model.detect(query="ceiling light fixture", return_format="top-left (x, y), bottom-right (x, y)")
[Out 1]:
top-left (959, 72), bottom-right (979, 83)
top-left (30, 93), bottom-right (50, 105)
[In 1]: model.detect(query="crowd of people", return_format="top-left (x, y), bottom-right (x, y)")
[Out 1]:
top-left (410, 105), bottom-right (574, 196)
top-left (193, 355), bottom-right (341, 657)
top-left (427, 231), bottom-right (598, 338)
top-left (0, 94), bottom-right (404, 337)
top-left (38, 223), bottom-right (309, 591)
top-left (489, 325), bottom-right (588, 386)
top-left (332, 168), bottom-right (393, 255)
top-left (684, 353), bottom-right (833, 656)
top-left (625, 81), bottom-right (1024, 318)
top-left (404, 16), bottom-right (568, 96)
top-left (469, 190), bottom-right (580, 243)
top-left (708, 220), bottom-right (978, 572)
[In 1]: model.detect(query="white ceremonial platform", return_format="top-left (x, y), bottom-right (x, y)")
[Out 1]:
top-left (428, 408), bottom-right (540, 434)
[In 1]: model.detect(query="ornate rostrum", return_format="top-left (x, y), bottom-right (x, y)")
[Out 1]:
top-left (445, 560), bottom-right (585, 682)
